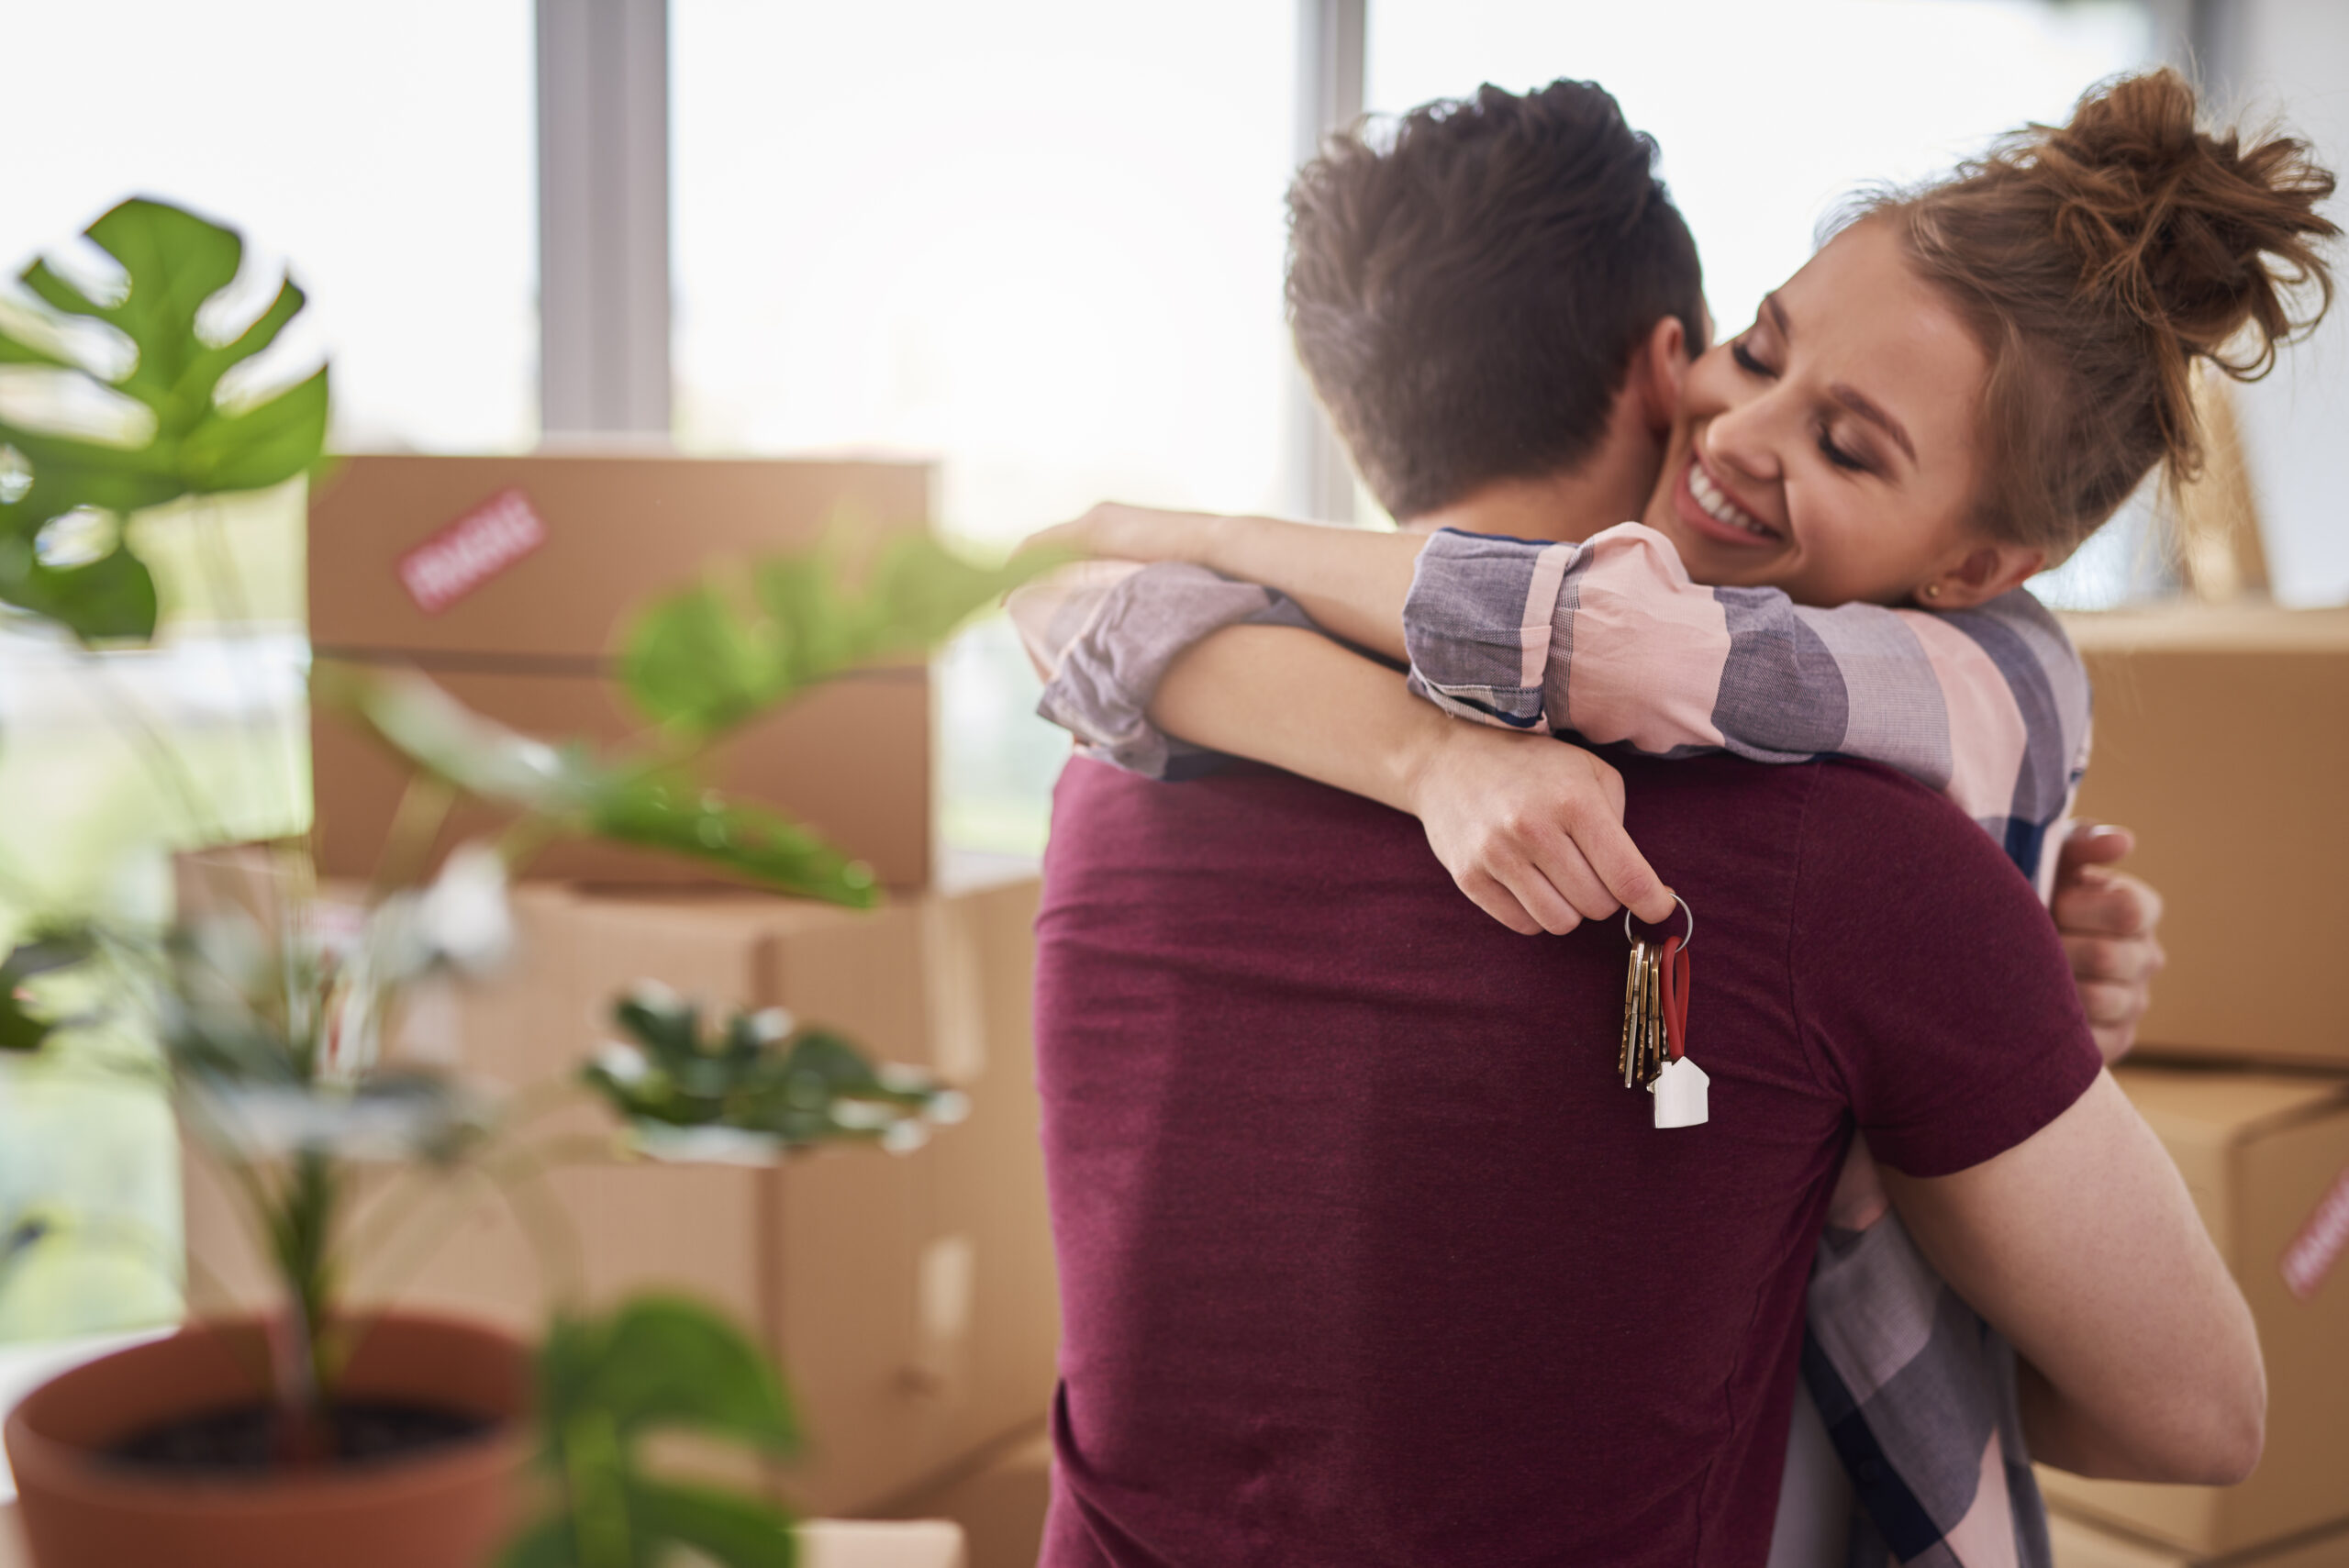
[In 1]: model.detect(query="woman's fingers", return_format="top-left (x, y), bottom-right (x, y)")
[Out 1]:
top-left (1490, 854), bottom-right (1586, 936)
top-left (2076, 978), bottom-right (2151, 1028)
top-left (1455, 869), bottom-right (1547, 936)
top-left (1564, 810), bottom-right (1672, 924)
top-left (2057, 820), bottom-right (2135, 874)
top-left (2077, 978), bottom-right (2151, 1064)
top-left (1019, 520), bottom-right (1088, 555)
top-left (1522, 828), bottom-right (1619, 924)
top-left (1561, 752), bottom-right (1672, 923)
top-left (2064, 931), bottom-right (2167, 986)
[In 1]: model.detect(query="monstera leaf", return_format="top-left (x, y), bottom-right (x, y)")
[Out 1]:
top-left (577, 776), bottom-right (876, 907)
top-left (0, 930), bottom-right (95, 1052)
top-left (312, 662), bottom-right (593, 814)
top-left (313, 662), bottom-right (878, 906)
top-left (503, 1296), bottom-right (800, 1568)
top-left (0, 197), bottom-right (328, 641)
top-left (621, 532), bottom-right (1069, 733)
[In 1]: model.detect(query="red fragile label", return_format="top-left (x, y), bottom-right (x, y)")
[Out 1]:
top-left (2280, 1164), bottom-right (2349, 1301)
top-left (396, 488), bottom-right (548, 615)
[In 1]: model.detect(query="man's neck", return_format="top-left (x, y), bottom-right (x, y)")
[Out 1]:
top-left (1398, 416), bottom-right (1662, 544)
top-left (1402, 464), bottom-right (1643, 544)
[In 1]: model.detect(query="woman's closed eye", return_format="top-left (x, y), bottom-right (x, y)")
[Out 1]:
top-left (1817, 427), bottom-right (1869, 473)
top-left (1733, 338), bottom-right (1872, 473)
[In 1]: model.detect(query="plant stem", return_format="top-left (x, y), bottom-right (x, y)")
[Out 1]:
top-left (369, 772), bottom-right (455, 901)
top-left (262, 1149), bottom-right (340, 1457)
top-left (331, 1075), bottom-right (584, 1274)
top-left (563, 1409), bottom-right (635, 1568)
top-left (480, 1138), bottom-right (593, 1307)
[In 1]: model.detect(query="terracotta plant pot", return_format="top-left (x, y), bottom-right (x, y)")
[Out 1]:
top-left (4, 1312), bottom-right (532, 1568)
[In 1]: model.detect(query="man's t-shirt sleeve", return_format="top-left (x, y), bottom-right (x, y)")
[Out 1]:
top-left (1789, 761), bottom-right (2103, 1177)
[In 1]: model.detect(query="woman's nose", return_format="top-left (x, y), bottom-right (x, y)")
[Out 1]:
top-left (1704, 390), bottom-right (1785, 484)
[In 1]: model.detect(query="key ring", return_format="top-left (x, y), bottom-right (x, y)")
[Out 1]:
top-left (1623, 892), bottom-right (1695, 952)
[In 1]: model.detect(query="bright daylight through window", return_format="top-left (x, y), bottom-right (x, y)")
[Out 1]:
top-left (1369, 0), bottom-right (2165, 606)
top-left (0, 0), bottom-right (534, 1349)
top-left (672, 0), bottom-right (1299, 856)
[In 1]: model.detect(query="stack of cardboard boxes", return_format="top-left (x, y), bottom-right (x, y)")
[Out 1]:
top-left (2044, 606), bottom-right (2349, 1567)
top-left (182, 456), bottom-right (1060, 1540)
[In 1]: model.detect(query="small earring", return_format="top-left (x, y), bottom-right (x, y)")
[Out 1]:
top-left (1922, 584), bottom-right (1943, 600)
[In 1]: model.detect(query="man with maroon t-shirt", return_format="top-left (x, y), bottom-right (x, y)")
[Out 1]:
top-left (1029, 83), bottom-right (2248, 1566)
top-left (1035, 750), bottom-right (2252, 1566)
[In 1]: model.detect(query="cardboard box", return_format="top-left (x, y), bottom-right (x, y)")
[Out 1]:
top-left (2064, 606), bottom-right (2349, 1068)
top-left (2052, 1507), bottom-right (2349, 1567)
top-left (798, 1519), bottom-right (966, 1568)
top-left (308, 453), bottom-right (937, 889)
top-left (874, 1429), bottom-right (1052, 1568)
top-left (179, 865), bottom-right (1058, 1518)
top-left (2036, 1065), bottom-right (2349, 1556)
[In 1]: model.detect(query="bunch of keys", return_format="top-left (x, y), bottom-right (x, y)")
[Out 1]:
top-left (1619, 894), bottom-right (1709, 1129)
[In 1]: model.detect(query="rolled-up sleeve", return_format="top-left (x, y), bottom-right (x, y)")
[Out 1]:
top-left (1017, 561), bottom-right (1315, 780)
top-left (1399, 528), bottom-right (1583, 730)
top-left (1400, 521), bottom-right (2093, 889)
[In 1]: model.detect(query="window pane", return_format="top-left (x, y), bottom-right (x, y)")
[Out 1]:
top-left (674, 0), bottom-right (1300, 852)
top-left (1368, 0), bottom-right (2154, 339)
top-left (0, 2), bottom-right (534, 1347)
top-left (1365, 0), bottom-right (2166, 607)
top-left (2227, 5), bottom-right (2349, 606)
top-left (0, 1), bottom-right (538, 452)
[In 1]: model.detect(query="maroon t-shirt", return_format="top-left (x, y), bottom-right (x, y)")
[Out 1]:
top-left (1033, 752), bottom-right (2099, 1567)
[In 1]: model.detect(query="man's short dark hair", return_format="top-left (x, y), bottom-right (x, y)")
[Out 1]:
top-left (1286, 80), bottom-right (1705, 520)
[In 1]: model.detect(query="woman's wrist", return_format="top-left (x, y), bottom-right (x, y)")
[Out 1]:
top-left (1196, 511), bottom-right (1298, 579)
top-left (1389, 706), bottom-right (1468, 820)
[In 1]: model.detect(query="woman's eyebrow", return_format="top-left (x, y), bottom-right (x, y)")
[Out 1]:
top-left (1767, 294), bottom-right (1920, 466)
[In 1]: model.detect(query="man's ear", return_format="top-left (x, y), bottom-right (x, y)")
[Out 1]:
top-left (1632, 315), bottom-right (1688, 436)
top-left (1917, 542), bottom-right (2046, 609)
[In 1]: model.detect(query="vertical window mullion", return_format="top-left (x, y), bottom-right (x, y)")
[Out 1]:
top-left (1288, 0), bottom-right (1366, 523)
top-left (537, 0), bottom-right (674, 439)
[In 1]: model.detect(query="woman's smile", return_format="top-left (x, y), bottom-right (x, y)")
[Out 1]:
top-left (1642, 219), bottom-right (1995, 607)
top-left (1675, 452), bottom-right (1779, 547)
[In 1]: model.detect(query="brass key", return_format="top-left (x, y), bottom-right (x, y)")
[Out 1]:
top-left (1619, 938), bottom-right (1649, 1086)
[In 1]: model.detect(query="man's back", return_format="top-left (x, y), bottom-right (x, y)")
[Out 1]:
top-left (1033, 752), bottom-right (2099, 1567)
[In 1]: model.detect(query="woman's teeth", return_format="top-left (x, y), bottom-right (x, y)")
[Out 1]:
top-left (1688, 461), bottom-right (1775, 539)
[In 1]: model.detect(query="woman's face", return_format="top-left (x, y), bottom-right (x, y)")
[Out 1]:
top-left (1641, 218), bottom-right (1993, 608)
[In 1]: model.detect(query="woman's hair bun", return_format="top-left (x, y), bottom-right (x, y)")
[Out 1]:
top-left (2027, 67), bottom-right (2337, 378)
top-left (1873, 67), bottom-right (2337, 562)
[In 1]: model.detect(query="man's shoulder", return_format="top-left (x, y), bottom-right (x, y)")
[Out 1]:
top-left (1631, 749), bottom-right (2005, 842)
top-left (1053, 752), bottom-right (1406, 836)
top-left (1044, 755), bottom-right (1437, 902)
top-left (1803, 755), bottom-right (2032, 876)
top-left (1617, 750), bottom-right (2041, 914)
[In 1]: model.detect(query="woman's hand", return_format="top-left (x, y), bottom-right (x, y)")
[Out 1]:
top-left (1402, 723), bottom-right (1674, 936)
top-left (1020, 501), bottom-right (1228, 567)
top-left (2051, 823), bottom-right (2166, 1064)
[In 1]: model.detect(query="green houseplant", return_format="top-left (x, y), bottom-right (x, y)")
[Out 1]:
top-left (0, 197), bottom-right (1054, 1568)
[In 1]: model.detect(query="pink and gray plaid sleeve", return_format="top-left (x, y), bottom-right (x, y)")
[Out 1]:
top-left (1403, 522), bottom-right (2094, 891)
top-left (1007, 560), bottom-right (1317, 780)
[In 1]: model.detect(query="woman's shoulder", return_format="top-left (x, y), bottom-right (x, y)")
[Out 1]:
top-left (1943, 585), bottom-right (2083, 681)
top-left (1941, 585), bottom-right (2094, 763)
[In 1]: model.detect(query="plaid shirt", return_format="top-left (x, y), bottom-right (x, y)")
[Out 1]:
top-left (1008, 522), bottom-right (2096, 1568)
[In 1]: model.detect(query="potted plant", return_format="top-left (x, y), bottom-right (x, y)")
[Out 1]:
top-left (0, 198), bottom-right (1052, 1568)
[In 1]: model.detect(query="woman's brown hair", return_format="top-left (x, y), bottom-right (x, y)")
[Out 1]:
top-left (1863, 68), bottom-right (2337, 562)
